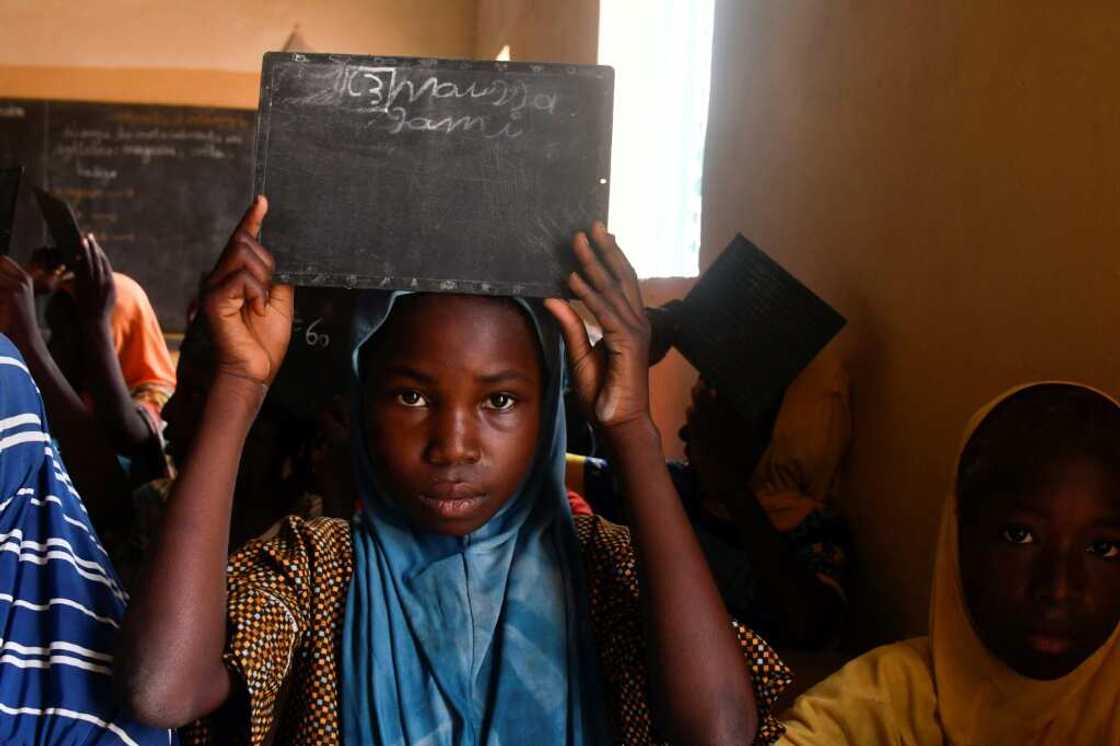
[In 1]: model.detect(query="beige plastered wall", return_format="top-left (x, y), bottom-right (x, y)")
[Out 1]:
top-left (705, 1), bottom-right (1120, 642)
top-left (0, 0), bottom-right (477, 107)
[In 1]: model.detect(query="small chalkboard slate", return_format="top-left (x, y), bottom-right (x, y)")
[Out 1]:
top-left (254, 52), bottom-right (614, 296)
top-left (0, 166), bottom-right (20, 255)
top-left (33, 186), bottom-right (84, 266)
top-left (672, 235), bottom-right (846, 422)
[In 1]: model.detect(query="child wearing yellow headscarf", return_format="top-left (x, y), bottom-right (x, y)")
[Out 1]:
top-left (780, 382), bottom-right (1120, 745)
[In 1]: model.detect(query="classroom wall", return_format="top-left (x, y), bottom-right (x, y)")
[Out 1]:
top-left (0, 0), bottom-right (477, 107)
top-left (473, 0), bottom-right (704, 460)
top-left (476, 0), bottom-right (599, 64)
top-left (704, 0), bottom-right (1120, 642)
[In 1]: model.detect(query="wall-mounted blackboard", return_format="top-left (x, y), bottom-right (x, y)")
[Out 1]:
top-left (0, 99), bottom-right (255, 331)
top-left (256, 53), bottom-right (614, 296)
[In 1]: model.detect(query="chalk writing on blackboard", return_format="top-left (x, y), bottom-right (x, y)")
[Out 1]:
top-left (0, 98), bottom-right (255, 331)
top-left (292, 315), bottom-right (330, 348)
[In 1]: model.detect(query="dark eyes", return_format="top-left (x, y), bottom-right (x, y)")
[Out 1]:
top-left (1000, 525), bottom-right (1120, 560)
top-left (396, 390), bottom-right (427, 408)
top-left (482, 393), bottom-right (517, 411)
top-left (393, 390), bottom-right (517, 411)
top-left (1001, 526), bottom-right (1036, 545)
top-left (1087, 541), bottom-right (1120, 561)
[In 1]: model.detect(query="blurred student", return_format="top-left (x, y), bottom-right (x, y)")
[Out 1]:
top-left (0, 253), bottom-right (128, 523)
top-left (781, 383), bottom-right (1120, 745)
top-left (41, 238), bottom-right (176, 482)
top-left (0, 334), bottom-right (174, 744)
top-left (569, 351), bottom-right (852, 648)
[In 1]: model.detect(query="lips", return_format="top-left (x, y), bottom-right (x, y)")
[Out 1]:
top-left (1025, 633), bottom-right (1074, 656)
top-left (1023, 619), bottom-right (1078, 656)
top-left (416, 481), bottom-right (488, 520)
top-left (425, 481), bottom-right (483, 501)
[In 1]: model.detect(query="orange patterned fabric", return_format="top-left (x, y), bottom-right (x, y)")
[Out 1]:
top-left (183, 515), bottom-right (790, 745)
top-left (107, 273), bottom-right (177, 397)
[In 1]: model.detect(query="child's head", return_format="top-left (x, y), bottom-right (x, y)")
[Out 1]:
top-left (681, 377), bottom-right (778, 487)
top-left (359, 293), bottom-right (546, 536)
top-left (956, 384), bottom-right (1120, 680)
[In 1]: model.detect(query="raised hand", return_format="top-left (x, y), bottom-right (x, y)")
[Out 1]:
top-left (73, 234), bottom-right (117, 325)
top-left (0, 256), bottom-right (44, 352)
top-left (545, 222), bottom-right (651, 432)
top-left (202, 196), bottom-right (293, 387)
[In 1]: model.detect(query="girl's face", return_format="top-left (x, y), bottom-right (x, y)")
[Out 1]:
top-left (363, 295), bottom-right (543, 536)
top-left (960, 455), bottom-right (1120, 680)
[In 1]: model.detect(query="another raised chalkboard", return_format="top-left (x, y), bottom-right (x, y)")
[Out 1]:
top-left (672, 235), bottom-right (846, 423)
top-left (0, 99), bottom-right (254, 331)
top-left (256, 53), bottom-right (614, 296)
top-left (0, 166), bottom-right (20, 255)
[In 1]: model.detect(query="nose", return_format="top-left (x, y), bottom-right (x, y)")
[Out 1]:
top-left (425, 405), bottom-right (481, 466)
top-left (1033, 543), bottom-right (1087, 606)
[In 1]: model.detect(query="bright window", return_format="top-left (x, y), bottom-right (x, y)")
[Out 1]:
top-left (598, 0), bottom-right (715, 278)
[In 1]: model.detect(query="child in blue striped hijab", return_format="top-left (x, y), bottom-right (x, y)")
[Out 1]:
top-left (0, 334), bottom-right (174, 745)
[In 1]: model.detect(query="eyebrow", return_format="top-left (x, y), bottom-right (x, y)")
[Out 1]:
top-left (1097, 513), bottom-right (1120, 530)
top-left (382, 365), bottom-right (436, 384)
top-left (381, 365), bottom-right (535, 385)
top-left (475, 369), bottom-right (536, 385)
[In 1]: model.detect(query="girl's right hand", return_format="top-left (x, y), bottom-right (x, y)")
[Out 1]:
top-left (202, 196), bottom-right (293, 387)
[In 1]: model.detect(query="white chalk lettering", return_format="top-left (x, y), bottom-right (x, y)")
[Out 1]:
top-left (331, 65), bottom-right (558, 139)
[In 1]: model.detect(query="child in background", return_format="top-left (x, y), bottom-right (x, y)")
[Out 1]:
top-left (0, 253), bottom-right (129, 525)
top-left (115, 197), bottom-right (790, 745)
top-left (780, 383), bottom-right (1120, 745)
top-left (568, 352), bottom-right (852, 648)
top-left (42, 237), bottom-right (177, 483)
top-left (0, 334), bottom-right (174, 744)
top-left (1, 237), bottom-right (176, 491)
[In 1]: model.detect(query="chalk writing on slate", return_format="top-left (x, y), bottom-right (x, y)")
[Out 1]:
top-left (672, 235), bottom-right (846, 423)
top-left (255, 53), bottom-right (614, 296)
top-left (0, 99), bottom-right (254, 331)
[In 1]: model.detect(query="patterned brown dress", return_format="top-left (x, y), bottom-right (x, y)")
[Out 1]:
top-left (184, 514), bottom-right (791, 745)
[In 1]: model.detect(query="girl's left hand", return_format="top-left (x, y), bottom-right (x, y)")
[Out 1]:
top-left (73, 234), bottom-right (117, 326)
top-left (546, 222), bottom-right (652, 433)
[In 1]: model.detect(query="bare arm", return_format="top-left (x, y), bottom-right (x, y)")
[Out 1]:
top-left (0, 257), bottom-right (129, 521)
top-left (114, 197), bottom-right (293, 727)
top-left (72, 236), bottom-right (155, 455)
top-left (547, 225), bottom-right (756, 746)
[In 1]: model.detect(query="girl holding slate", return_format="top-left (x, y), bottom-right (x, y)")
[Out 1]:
top-left (115, 197), bottom-right (790, 745)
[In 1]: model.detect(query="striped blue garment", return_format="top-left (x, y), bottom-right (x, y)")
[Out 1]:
top-left (0, 334), bottom-right (174, 745)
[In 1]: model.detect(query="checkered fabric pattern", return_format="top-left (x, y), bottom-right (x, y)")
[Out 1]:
top-left (183, 514), bottom-right (790, 744)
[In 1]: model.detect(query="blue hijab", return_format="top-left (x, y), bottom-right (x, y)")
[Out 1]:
top-left (340, 293), bottom-right (609, 746)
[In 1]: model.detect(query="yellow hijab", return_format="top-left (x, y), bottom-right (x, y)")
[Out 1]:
top-left (782, 382), bottom-right (1120, 745)
top-left (930, 382), bottom-right (1120, 745)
